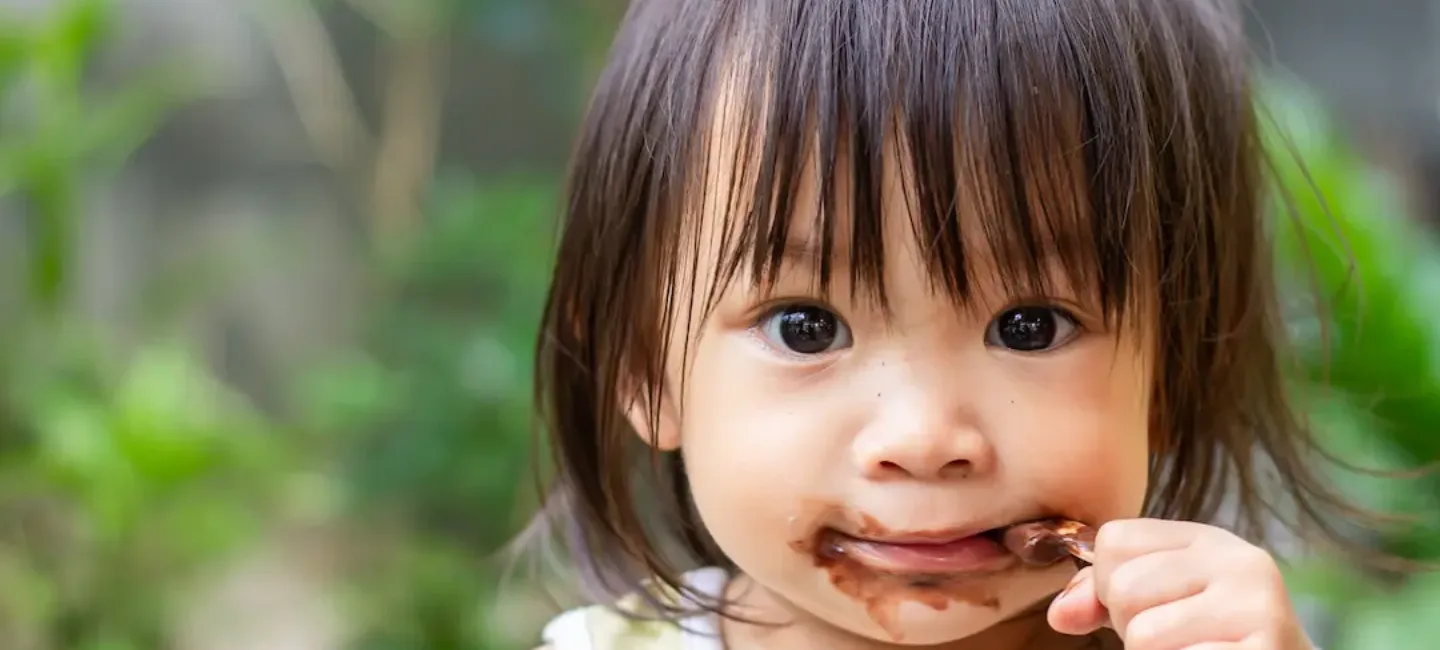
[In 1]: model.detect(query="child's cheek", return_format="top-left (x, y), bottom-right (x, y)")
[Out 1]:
top-left (1028, 440), bottom-right (1150, 523)
top-left (998, 345), bottom-right (1153, 522)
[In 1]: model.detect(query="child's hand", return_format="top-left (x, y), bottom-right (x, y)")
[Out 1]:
top-left (1047, 519), bottom-right (1315, 650)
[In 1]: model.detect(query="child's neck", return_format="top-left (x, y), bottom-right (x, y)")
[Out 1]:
top-left (719, 573), bottom-right (1114, 650)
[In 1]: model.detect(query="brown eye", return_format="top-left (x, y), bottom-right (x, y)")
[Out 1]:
top-left (985, 306), bottom-right (1079, 352)
top-left (759, 304), bottom-right (852, 355)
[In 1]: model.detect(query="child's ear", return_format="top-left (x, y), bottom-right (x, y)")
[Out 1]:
top-left (622, 384), bottom-right (682, 451)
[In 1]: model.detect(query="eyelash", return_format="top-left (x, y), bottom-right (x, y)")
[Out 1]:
top-left (748, 299), bottom-right (1087, 359)
top-left (982, 303), bottom-right (1083, 353)
top-left (747, 299), bottom-right (852, 360)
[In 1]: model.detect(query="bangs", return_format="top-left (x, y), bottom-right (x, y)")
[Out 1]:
top-left (648, 0), bottom-right (1176, 322)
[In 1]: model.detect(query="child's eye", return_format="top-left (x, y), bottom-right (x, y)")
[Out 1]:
top-left (984, 306), bottom-right (1080, 352)
top-left (756, 304), bottom-right (853, 355)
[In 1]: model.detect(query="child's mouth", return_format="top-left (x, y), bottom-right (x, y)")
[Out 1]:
top-left (792, 517), bottom-right (1097, 638)
top-left (815, 517), bottom-right (1097, 575)
top-left (819, 527), bottom-right (1017, 576)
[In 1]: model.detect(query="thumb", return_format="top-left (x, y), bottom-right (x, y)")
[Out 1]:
top-left (1046, 566), bottom-right (1110, 636)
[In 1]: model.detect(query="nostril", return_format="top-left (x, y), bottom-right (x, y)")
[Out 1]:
top-left (874, 459), bottom-right (972, 478)
top-left (940, 459), bottom-right (972, 478)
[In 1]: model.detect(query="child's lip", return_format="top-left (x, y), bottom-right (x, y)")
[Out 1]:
top-left (845, 525), bottom-right (991, 546)
top-left (823, 528), bottom-right (1016, 575)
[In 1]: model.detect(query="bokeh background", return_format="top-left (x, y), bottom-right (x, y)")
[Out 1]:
top-left (1, 1), bottom-right (1439, 649)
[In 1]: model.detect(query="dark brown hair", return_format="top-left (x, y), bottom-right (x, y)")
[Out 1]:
top-left (525, 0), bottom-right (1389, 621)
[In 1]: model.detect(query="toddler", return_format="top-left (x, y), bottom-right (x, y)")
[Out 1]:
top-left (524, 1), bottom-right (1375, 648)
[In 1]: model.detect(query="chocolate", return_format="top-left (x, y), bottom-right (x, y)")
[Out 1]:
top-left (1001, 518), bottom-right (1096, 566)
top-left (792, 507), bottom-right (1003, 642)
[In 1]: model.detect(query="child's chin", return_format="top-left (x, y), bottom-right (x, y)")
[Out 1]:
top-left (814, 566), bottom-right (1073, 645)
top-left (854, 605), bottom-right (1015, 646)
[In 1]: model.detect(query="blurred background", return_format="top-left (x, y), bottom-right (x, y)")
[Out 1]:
top-left (1, 0), bottom-right (1439, 649)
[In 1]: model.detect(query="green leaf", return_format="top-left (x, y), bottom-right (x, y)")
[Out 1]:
top-left (31, 0), bottom-right (111, 90)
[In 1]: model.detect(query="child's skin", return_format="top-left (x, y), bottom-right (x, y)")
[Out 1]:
top-left (619, 92), bottom-right (1315, 649)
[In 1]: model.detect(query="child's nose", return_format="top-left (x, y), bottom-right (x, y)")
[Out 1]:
top-left (850, 394), bottom-right (993, 481)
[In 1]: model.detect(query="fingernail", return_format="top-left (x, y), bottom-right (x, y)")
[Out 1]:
top-left (1056, 575), bottom-right (1087, 603)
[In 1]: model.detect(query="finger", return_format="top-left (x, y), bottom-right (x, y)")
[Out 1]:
top-left (1120, 592), bottom-right (1249, 650)
top-left (1094, 519), bottom-right (1217, 568)
top-left (1047, 567), bottom-right (1110, 636)
top-left (1094, 548), bottom-right (1210, 637)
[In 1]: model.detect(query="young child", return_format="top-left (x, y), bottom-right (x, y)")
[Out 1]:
top-left (523, 0), bottom-right (1365, 648)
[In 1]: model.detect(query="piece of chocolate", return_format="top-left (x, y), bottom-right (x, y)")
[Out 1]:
top-left (1002, 518), bottom-right (1096, 566)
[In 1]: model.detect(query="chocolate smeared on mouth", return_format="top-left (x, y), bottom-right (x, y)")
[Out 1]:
top-left (791, 508), bottom-right (1005, 643)
top-left (1000, 518), bottom-right (1096, 566)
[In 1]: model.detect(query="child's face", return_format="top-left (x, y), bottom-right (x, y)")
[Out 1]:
top-left (634, 140), bottom-right (1154, 644)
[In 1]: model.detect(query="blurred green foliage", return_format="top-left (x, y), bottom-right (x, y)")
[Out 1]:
top-left (0, 1), bottom-right (1438, 650)
top-left (1260, 80), bottom-right (1440, 649)
top-left (0, 0), bottom-right (191, 313)
top-left (0, 2), bottom-right (291, 649)
top-left (298, 173), bottom-right (556, 650)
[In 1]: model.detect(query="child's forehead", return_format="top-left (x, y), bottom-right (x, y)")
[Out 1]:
top-left (690, 78), bottom-right (1100, 299)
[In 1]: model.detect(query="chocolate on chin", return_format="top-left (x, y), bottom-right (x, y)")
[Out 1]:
top-left (1001, 518), bottom-right (1097, 566)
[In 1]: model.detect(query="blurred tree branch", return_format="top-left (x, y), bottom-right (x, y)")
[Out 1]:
top-left (247, 0), bottom-right (450, 247)
top-left (370, 31), bottom-right (448, 244)
top-left (247, 0), bottom-right (373, 185)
